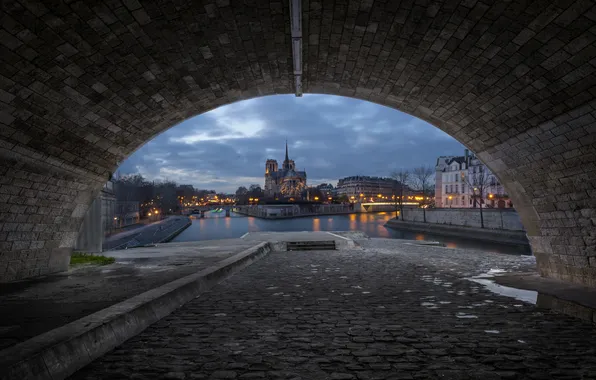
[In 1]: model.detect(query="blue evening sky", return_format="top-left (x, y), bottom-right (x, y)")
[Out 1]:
top-left (117, 94), bottom-right (465, 193)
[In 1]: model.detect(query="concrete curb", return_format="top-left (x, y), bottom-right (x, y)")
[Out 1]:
top-left (0, 242), bottom-right (272, 380)
top-left (385, 219), bottom-right (529, 246)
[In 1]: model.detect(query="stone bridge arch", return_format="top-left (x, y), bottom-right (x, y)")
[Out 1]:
top-left (0, 0), bottom-right (595, 284)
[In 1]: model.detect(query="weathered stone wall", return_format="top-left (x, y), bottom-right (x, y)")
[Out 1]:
top-left (0, 0), bottom-right (595, 286)
top-left (74, 196), bottom-right (103, 254)
top-left (0, 155), bottom-right (101, 281)
top-left (401, 208), bottom-right (525, 231)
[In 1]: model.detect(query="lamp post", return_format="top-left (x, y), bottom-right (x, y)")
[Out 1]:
top-left (448, 195), bottom-right (453, 208)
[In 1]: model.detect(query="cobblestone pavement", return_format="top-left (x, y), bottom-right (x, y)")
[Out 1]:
top-left (72, 241), bottom-right (596, 379)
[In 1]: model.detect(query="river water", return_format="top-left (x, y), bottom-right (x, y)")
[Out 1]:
top-left (172, 212), bottom-right (531, 256)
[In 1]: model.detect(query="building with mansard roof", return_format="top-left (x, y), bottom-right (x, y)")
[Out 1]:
top-left (435, 149), bottom-right (512, 209)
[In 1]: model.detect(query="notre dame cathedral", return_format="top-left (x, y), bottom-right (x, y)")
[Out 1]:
top-left (264, 141), bottom-right (307, 199)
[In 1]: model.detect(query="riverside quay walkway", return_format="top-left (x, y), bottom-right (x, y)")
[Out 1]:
top-left (2, 232), bottom-right (596, 380)
top-left (103, 216), bottom-right (192, 251)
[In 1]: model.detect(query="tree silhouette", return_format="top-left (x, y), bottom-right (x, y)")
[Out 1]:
top-left (465, 165), bottom-right (490, 228)
top-left (410, 166), bottom-right (434, 223)
top-left (390, 169), bottom-right (410, 221)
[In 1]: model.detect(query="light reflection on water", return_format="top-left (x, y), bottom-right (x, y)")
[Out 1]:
top-left (174, 211), bottom-right (531, 255)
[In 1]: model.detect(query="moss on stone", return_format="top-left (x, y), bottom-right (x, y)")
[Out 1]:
top-left (70, 252), bottom-right (115, 266)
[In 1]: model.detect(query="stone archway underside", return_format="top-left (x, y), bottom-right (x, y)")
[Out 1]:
top-left (0, 0), bottom-right (595, 284)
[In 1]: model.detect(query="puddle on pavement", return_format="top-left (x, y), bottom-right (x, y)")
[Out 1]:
top-left (466, 271), bottom-right (538, 304)
top-left (456, 312), bottom-right (478, 319)
top-left (465, 270), bottom-right (596, 325)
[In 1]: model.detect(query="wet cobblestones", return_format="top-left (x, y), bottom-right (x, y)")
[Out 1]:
top-left (72, 241), bottom-right (596, 379)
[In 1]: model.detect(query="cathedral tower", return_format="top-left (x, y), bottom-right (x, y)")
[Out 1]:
top-left (264, 159), bottom-right (278, 196)
top-left (265, 159), bottom-right (278, 174)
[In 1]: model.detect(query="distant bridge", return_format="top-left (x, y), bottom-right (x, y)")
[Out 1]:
top-left (356, 202), bottom-right (421, 213)
top-left (185, 206), bottom-right (248, 219)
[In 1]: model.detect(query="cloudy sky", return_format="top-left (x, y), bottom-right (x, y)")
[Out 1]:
top-left (117, 94), bottom-right (465, 193)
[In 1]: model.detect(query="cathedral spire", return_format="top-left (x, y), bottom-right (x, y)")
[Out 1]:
top-left (285, 139), bottom-right (289, 162)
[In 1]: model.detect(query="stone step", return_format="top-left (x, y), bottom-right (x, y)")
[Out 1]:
top-left (286, 241), bottom-right (336, 251)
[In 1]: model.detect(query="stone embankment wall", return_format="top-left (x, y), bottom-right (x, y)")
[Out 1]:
top-left (235, 204), bottom-right (354, 219)
top-left (400, 208), bottom-right (525, 231)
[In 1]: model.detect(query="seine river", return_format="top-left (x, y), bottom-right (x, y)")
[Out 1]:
top-left (172, 211), bottom-right (531, 255)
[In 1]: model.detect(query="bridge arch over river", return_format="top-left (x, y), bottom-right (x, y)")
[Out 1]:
top-left (0, 0), bottom-right (595, 285)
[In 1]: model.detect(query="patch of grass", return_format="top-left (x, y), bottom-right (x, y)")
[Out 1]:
top-left (70, 252), bottom-right (115, 266)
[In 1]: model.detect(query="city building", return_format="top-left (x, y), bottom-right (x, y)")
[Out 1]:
top-left (115, 201), bottom-right (140, 227)
top-left (435, 149), bottom-right (512, 208)
top-left (335, 176), bottom-right (405, 202)
top-left (264, 141), bottom-right (307, 199)
top-left (317, 183), bottom-right (335, 199)
top-left (101, 181), bottom-right (117, 234)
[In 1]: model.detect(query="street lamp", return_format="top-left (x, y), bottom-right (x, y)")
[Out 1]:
top-left (448, 195), bottom-right (453, 208)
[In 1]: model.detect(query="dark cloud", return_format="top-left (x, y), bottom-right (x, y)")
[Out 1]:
top-left (118, 94), bottom-right (465, 192)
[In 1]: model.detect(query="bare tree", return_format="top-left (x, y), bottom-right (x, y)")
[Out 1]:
top-left (465, 165), bottom-right (490, 228)
top-left (390, 169), bottom-right (410, 221)
top-left (410, 166), bottom-right (434, 223)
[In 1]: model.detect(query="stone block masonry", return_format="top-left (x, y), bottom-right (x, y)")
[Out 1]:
top-left (0, 0), bottom-right (595, 287)
top-left (401, 208), bottom-right (525, 231)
